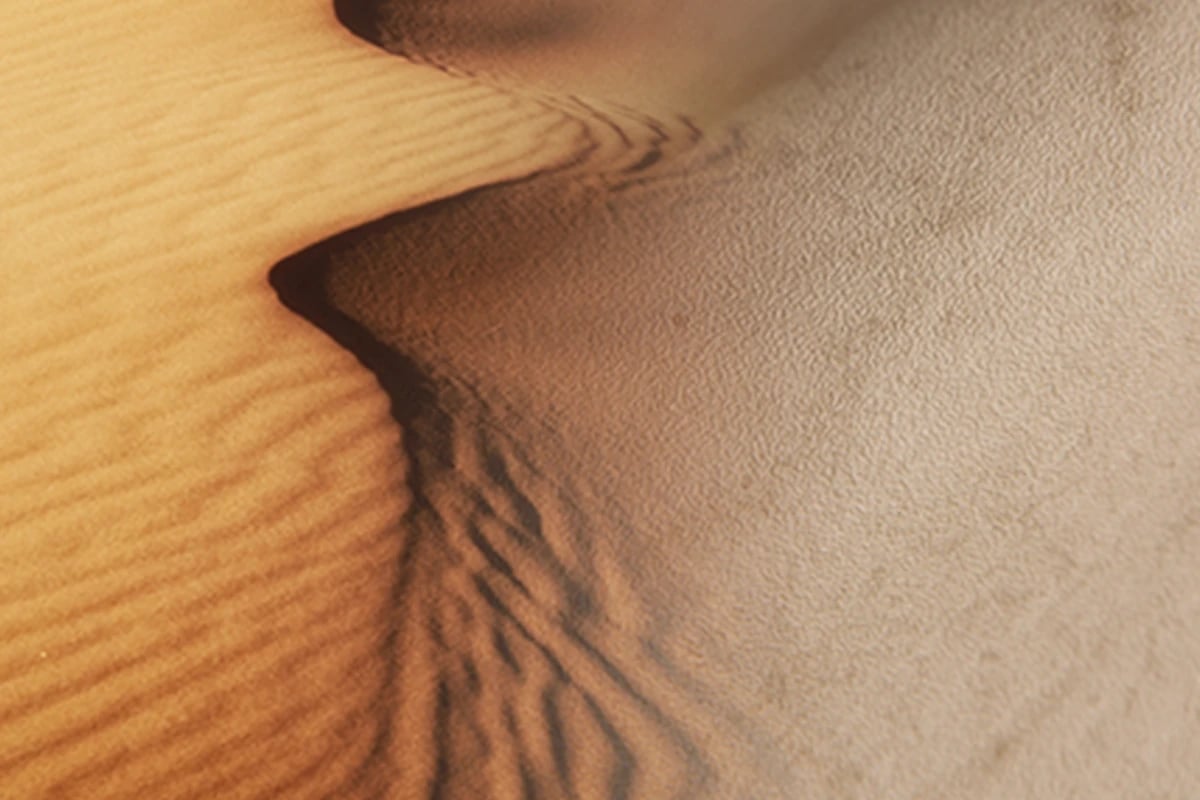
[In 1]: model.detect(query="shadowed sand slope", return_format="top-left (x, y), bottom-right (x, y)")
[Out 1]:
top-left (273, 0), bottom-right (1200, 797)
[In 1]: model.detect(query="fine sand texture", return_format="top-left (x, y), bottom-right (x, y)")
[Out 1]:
top-left (1, 1), bottom-right (592, 796)
top-left (4, 0), bottom-right (1200, 798)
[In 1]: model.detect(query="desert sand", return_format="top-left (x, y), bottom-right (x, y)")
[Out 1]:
top-left (2, 0), bottom-right (1199, 798)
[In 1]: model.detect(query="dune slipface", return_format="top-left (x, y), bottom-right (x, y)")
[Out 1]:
top-left (275, 0), bottom-right (1200, 797)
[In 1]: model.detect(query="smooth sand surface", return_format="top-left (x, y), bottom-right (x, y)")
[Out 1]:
top-left (3, 0), bottom-right (1199, 797)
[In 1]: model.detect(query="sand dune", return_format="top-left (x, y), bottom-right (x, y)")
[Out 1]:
top-left (2, 0), bottom-right (1199, 797)
top-left (1, 1), bottom-right (587, 796)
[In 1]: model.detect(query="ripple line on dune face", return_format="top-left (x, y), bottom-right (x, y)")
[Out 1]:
top-left (0, 505), bottom-right (395, 673)
top-left (38, 595), bottom-right (387, 800)
top-left (0, 524), bottom-right (392, 735)
top-left (16, 85), bottom-right (548, 233)
top-left (6, 621), bottom-right (386, 800)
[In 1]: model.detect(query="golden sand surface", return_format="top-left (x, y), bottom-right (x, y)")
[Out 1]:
top-left (2, 0), bottom-right (1199, 797)
top-left (1, 1), bottom-right (588, 795)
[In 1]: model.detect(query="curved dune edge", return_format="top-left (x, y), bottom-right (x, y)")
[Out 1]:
top-left (271, 0), bottom-right (1200, 798)
top-left (0, 1), bottom-right (675, 798)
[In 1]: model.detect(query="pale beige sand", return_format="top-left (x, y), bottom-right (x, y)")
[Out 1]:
top-left (2, 0), bottom-right (1199, 798)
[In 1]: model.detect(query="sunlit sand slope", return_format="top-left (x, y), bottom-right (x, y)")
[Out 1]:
top-left (0, 1), bottom-right (594, 797)
top-left (285, 0), bottom-right (1200, 797)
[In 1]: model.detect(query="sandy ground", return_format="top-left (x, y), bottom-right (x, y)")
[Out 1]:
top-left (2, 0), bottom-right (1199, 798)
top-left (1, 1), bottom-right (585, 796)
